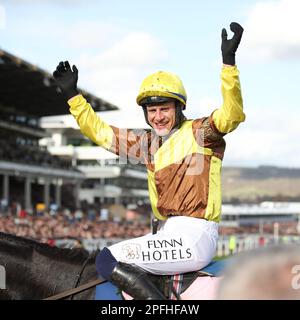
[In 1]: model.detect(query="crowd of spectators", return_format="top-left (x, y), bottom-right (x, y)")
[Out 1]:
top-left (219, 221), bottom-right (299, 236)
top-left (0, 207), bottom-right (151, 245)
top-left (1, 209), bottom-right (298, 244)
top-left (1, 201), bottom-right (299, 251)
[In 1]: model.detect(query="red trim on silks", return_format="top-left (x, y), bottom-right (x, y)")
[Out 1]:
top-left (170, 274), bottom-right (183, 300)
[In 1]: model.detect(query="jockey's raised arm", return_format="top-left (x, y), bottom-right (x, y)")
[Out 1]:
top-left (192, 64), bottom-right (245, 153)
top-left (53, 62), bottom-right (143, 162)
top-left (214, 22), bottom-right (245, 134)
top-left (212, 65), bottom-right (245, 135)
top-left (67, 94), bottom-right (144, 162)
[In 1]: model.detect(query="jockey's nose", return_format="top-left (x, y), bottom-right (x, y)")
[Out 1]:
top-left (154, 109), bottom-right (164, 121)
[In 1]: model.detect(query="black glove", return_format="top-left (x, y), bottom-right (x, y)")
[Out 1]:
top-left (53, 61), bottom-right (79, 100)
top-left (221, 22), bottom-right (244, 66)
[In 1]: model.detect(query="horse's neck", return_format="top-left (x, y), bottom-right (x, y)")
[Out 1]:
top-left (39, 252), bottom-right (97, 300)
top-left (35, 250), bottom-right (97, 299)
top-left (0, 237), bottom-right (97, 300)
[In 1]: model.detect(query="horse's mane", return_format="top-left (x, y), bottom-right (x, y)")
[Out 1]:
top-left (0, 232), bottom-right (93, 263)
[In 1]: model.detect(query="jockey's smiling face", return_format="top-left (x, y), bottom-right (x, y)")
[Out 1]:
top-left (146, 101), bottom-right (176, 136)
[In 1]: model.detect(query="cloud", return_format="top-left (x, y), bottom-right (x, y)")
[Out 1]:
top-left (5, 18), bottom-right (125, 51)
top-left (223, 106), bottom-right (300, 167)
top-left (65, 21), bottom-right (125, 50)
top-left (78, 32), bottom-right (168, 69)
top-left (241, 0), bottom-right (300, 62)
top-left (0, 5), bottom-right (6, 30)
top-left (187, 96), bottom-right (220, 119)
top-left (76, 31), bottom-right (168, 109)
top-left (1, 8), bottom-right (168, 112)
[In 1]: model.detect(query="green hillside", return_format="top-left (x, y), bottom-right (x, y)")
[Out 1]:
top-left (222, 166), bottom-right (300, 202)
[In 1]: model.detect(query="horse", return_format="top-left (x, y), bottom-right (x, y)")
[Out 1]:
top-left (0, 232), bottom-right (225, 300)
top-left (0, 232), bottom-right (98, 300)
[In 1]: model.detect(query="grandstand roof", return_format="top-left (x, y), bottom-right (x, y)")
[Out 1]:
top-left (0, 49), bottom-right (118, 117)
top-left (222, 202), bottom-right (300, 215)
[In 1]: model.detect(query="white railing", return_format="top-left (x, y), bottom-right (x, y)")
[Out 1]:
top-left (54, 234), bottom-right (300, 256)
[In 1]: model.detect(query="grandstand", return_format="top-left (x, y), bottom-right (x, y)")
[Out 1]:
top-left (0, 49), bottom-right (118, 213)
top-left (221, 201), bottom-right (300, 227)
top-left (39, 111), bottom-right (150, 211)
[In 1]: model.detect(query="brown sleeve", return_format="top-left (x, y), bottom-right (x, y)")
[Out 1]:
top-left (109, 126), bottom-right (152, 165)
top-left (192, 115), bottom-right (226, 150)
top-left (109, 126), bottom-right (144, 162)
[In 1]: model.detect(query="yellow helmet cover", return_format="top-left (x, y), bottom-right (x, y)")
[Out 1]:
top-left (136, 71), bottom-right (187, 107)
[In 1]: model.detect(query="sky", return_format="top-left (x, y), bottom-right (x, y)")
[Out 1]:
top-left (0, 0), bottom-right (299, 167)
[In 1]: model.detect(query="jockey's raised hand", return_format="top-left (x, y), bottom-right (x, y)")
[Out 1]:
top-left (221, 22), bottom-right (244, 66)
top-left (53, 61), bottom-right (79, 100)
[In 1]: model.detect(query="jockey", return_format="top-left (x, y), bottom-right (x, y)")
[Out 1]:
top-left (53, 22), bottom-right (245, 300)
